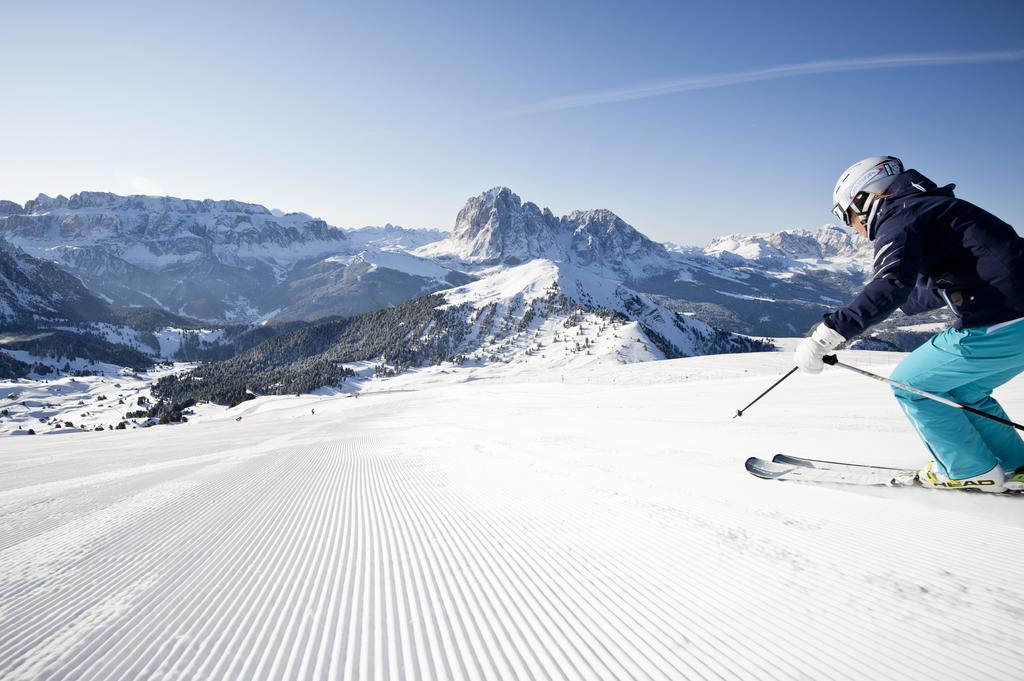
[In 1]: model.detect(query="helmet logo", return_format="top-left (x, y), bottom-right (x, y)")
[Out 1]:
top-left (847, 161), bottom-right (900, 200)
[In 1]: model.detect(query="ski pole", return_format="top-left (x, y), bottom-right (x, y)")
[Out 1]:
top-left (822, 355), bottom-right (1024, 432)
top-left (733, 366), bottom-right (799, 418)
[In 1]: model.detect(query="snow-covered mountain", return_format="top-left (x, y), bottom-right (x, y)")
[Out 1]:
top-left (418, 187), bottom-right (675, 279)
top-left (441, 258), bottom-right (762, 365)
top-left (650, 225), bottom-right (952, 343)
top-left (3, 183), bottom-right (948, 423)
top-left (2, 185), bottom-right (912, 349)
top-left (5, 192), bottom-right (347, 269)
top-left (2, 187), bottom-right (766, 386)
top-left (0, 238), bottom-right (111, 324)
top-left (416, 188), bottom-right (881, 338)
top-left (703, 225), bottom-right (871, 268)
top-left (632, 226), bottom-right (876, 337)
top-left (154, 256), bottom-right (767, 406)
top-left (275, 248), bottom-right (472, 322)
top-left (0, 192), bottom-right (463, 322)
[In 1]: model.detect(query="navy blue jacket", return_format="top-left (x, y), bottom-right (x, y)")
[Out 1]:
top-left (825, 170), bottom-right (1024, 339)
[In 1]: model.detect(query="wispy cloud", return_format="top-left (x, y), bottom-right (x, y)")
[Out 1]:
top-left (507, 49), bottom-right (1024, 116)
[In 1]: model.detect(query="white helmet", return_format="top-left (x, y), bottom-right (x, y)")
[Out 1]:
top-left (832, 156), bottom-right (903, 229)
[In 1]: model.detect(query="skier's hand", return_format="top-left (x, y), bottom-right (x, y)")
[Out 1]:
top-left (794, 322), bottom-right (846, 374)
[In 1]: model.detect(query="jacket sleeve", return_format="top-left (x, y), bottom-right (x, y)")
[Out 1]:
top-left (824, 215), bottom-right (925, 339)
top-left (899, 276), bottom-right (945, 316)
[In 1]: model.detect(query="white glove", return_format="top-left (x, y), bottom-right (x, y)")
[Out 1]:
top-left (794, 322), bottom-right (846, 374)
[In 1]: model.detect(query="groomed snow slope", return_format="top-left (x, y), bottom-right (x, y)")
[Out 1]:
top-left (1, 350), bottom-right (1022, 680)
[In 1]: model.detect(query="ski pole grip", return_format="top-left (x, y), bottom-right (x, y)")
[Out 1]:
top-left (822, 354), bottom-right (838, 366)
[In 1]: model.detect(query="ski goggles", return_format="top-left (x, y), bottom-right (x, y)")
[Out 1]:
top-left (832, 203), bottom-right (851, 226)
top-left (832, 191), bottom-right (873, 227)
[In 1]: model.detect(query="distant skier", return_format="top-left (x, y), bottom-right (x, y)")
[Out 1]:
top-left (796, 156), bottom-right (1024, 492)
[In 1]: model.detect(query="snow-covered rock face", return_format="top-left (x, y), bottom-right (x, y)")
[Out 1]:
top-left (6, 192), bottom-right (346, 270)
top-left (0, 192), bottom-right (460, 323)
top-left (420, 187), bottom-right (675, 278)
top-left (0, 238), bottom-right (110, 324)
top-left (442, 187), bottom-right (563, 264)
top-left (563, 209), bottom-right (668, 277)
top-left (0, 200), bottom-right (22, 218)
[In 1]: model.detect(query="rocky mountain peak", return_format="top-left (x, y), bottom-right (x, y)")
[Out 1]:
top-left (444, 187), bottom-right (561, 264)
top-left (562, 209), bottom-right (669, 277)
top-left (424, 188), bottom-right (673, 277)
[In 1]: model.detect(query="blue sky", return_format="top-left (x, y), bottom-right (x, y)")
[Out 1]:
top-left (2, 0), bottom-right (1022, 244)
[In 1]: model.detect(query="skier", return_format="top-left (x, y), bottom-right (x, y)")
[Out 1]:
top-left (795, 156), bottom-right (1024, 492)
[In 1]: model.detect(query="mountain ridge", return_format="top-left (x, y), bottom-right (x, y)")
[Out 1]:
top-left (0, 191), bottom-right (458, 322)
top-left (0, 185), bottom-right (893, 341)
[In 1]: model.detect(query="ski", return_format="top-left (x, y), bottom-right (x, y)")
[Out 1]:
top-left (773, 454), bottom-right (1024, 493)
top-left (745, 456), bottom-right (915, 487)
top-left (772, 453), bottom-right (914, 474)
top-left (748, 455), bottom-right (1023, 494)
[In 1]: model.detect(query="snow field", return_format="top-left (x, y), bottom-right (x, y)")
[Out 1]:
top-left (0, 350), bottom-right (1022, 680)
top-left (0, 360), bottom-right (199, 437)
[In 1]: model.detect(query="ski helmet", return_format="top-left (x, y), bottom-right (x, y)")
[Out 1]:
top-left (832, 156), bottom-right (903, 230)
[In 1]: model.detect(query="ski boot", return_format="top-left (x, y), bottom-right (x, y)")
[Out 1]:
top-left (918, 461), bottom-right (1006, 493)
top-left (1007, 466), bottom-right (1024, 493)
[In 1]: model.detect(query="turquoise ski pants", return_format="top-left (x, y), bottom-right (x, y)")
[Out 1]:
top-left (889, 318), bottom-right (1024, 479)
